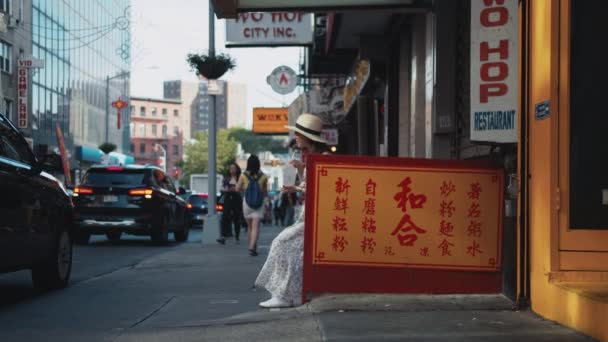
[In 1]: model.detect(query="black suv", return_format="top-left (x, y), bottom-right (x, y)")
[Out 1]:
top-left (0, 114), bottom-right (74, 290)
top-left (72, 165), bottom-right (190, 245)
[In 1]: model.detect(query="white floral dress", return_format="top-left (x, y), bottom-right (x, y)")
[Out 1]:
top-left (255, 173), bottom-right (306, 304)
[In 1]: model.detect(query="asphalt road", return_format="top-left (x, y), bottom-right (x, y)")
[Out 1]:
top-left (0, 230), bottom-right (198, 307)
top-left (0, 225), bottom-right (276, 342)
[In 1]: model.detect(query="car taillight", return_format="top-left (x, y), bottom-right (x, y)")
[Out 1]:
top-left (106, 167), bottom-right (123, 171)
top-left (187, 203), bottom-right (193, 209)
top-left (129, 188), bottom-right (154, 199)
top-left (74, 187), bottom-right (94, 196)
top-left (216, 204), bottom-right (223, 211)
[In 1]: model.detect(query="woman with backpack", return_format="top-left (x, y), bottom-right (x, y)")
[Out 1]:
top-left (255, 113), bottom-right (328, 308)
top-left (236, 154), bottom-right (267, 256)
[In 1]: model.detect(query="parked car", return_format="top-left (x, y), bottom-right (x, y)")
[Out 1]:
top-left (0, 113), bottom-right (74, 290)
top-left (187, 193), bottom-right (208, 229)
top-left (72, 165), bottom-right (190, 245)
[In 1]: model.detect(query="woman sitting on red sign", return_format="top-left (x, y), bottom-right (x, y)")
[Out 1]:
top-left (255, 113), bottom-right (328, 308)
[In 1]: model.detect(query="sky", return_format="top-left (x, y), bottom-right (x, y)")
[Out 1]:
top-left (130, 0), bottom-right (303, 129)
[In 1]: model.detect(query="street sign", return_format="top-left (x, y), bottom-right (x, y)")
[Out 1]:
top-left (267, 65), bottom-right (298, 95)
top-left (18, 57), bottom-right (45, 69)
top-left (16, 58), bottom-right (45, 129)
top-left (470, 0), bottom-right (518, 143)
top-left (17, 66), bottom-right (27, 128)
top-left (207, 80), bottom-right (224, 95)
top-left (321, 128), bottom-right (338, 145)
top-left (226, 12), bottom-right (313, 47)
top-left (252, 107), bottom-right (289, 134)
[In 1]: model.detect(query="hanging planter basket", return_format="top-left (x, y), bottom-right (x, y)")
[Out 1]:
top-left (187, 53), bottom-right (236, 80)
top-left (99, 142), bottom-right (117, 154)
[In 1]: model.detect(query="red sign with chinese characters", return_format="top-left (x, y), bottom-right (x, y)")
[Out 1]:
top-left (303, 155), bottom-right (504, 299)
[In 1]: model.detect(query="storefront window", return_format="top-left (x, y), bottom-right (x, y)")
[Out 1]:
top-left (569, 1), bottom-right (608, 229)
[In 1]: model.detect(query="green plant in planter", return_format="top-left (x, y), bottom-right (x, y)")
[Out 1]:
top-left (186, 53), bottom-right (236, 80)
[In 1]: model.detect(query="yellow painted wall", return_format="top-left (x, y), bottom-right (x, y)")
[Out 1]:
top-left (527, 1), bottom-right (608, 341)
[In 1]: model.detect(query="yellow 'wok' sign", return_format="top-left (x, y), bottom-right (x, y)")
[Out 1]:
top-left (252, 107), bottom-right (289, 134)
top-left (309, 158), bottom-right (503, 271)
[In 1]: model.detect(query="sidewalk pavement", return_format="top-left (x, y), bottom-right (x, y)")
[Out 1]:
top-left (115, 224), bottom-right (596, 342)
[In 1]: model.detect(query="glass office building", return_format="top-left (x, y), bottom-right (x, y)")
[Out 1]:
top-left (31, 0), bottom-right (131, 162)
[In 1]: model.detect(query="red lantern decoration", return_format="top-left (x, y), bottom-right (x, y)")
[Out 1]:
top-left (111, 97), bottom-right (128, 129)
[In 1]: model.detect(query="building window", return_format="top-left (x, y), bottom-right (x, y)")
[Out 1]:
top-left (138, 123), bottom-right (145, 137)
top-left (4, 99), bottom-right (11, 118)
top-left (162, 124), bottom-right (167, 137)
top-left (140, 106), bottom-right (146, 116)
top-left (140, 143), bottom-right (146, 154)
top-left (130, 144), bottom-right (134, 153)
top-left (173, 126), bottom-right (179, 136)
top-left (152, 124), bottom-right (157, 136)
top-left (162, 144), bottom-right (168, 155)
top-left (151, 107), bottom-right (157, 116)
top-left (0, 41), bottom-right (12, 73)
top-left (173, 109), bottom-right (179, 117)
top-left (162, 108), bottom-right (167, 116)
top-left (173, 145), bottom-right (179, 156)
top-left (0, 0), bottom-right (10, 14)
top-left (130, 123), bottom-right (135, 137)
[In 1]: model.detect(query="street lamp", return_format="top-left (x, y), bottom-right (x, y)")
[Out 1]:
top-left (105, 70), bottom-right (130, 143)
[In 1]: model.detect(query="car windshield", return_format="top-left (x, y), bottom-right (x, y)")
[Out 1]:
top-left (82, 169), bottom-right (147, 186)
top-left (188, 195), bottom-right (208, 207)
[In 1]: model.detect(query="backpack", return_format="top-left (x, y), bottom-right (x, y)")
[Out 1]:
top-left (244, 172), bottom-right (264, 209)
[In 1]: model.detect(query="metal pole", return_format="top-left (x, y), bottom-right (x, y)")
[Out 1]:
top-left (208, 0), bottom-right (216, 215)
top-left (203, 0), bottom-right (220, 244)
top-left (208, 94), bottom-right (216, 216)
top-left (105, 75), bottom-right (110, 143)
top-left (209, 0), bottom-right (215, 58)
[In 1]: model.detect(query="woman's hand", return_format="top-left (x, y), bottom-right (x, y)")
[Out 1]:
top-left (289, 159), bottom-right (305, 173)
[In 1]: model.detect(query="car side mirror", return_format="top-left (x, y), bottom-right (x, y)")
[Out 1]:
top-left (178, 187), bottom-right (186, 194)
top-left (39, 153), bottom-right (63, 173)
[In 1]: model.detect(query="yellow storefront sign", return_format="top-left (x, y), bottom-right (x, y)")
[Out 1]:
top-left (310, 161), bottom-right (503, 271)
top-left (252, 107), bottom-right (289, 134)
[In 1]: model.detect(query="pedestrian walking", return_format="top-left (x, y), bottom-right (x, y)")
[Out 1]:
top-left (217, 162), bottom-right (243, 245)
top-left (255, 113), bottom-right (328, 308)
top-left (236, 154), bottom-right (268, 256)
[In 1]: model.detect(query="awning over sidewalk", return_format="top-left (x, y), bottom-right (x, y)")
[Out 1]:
top-left (75, 146), bottom-right (104, 163)
top-left (75, 145), bottom-right (135, 166)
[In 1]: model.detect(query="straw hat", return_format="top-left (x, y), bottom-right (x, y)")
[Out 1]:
top-left (285, 113), bottom-right (327, 144)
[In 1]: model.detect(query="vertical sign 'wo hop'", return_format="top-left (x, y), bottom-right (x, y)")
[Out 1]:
top-left (470, 0), bottom-right (518, 143)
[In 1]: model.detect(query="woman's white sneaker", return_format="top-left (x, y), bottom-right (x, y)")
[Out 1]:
top-left (259, 297), bottom-right (292, 308)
